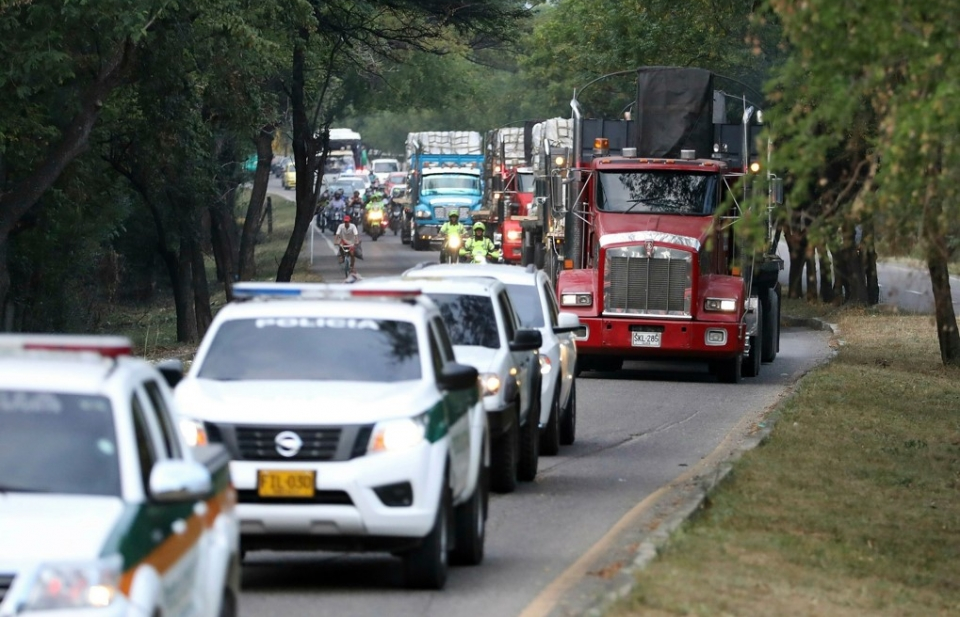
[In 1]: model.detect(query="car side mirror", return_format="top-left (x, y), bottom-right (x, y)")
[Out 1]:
top-left (553, 311), bottom-right (581, 334)
top-left (510, 328), bottom-right (543, 352)
top-left (156, 359), bottom-right (184, 388)
top-left (149, 459), bottom-right (212, 503)
top-left (438, 362), bottom-right (479, 391)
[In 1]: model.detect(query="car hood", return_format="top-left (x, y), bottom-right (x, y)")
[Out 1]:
top-left (175, 378), bottom-right (439, 425)
top-left (0, 494), bottom-right (125, 566)
top-left (452, 346), bottom-right (499, 373)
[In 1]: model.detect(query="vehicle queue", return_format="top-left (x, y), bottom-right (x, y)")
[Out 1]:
top-left (0, 257), bottom-right (583, 615)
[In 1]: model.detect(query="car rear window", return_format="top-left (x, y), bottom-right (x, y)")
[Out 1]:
top-left (505, 284), bottom-right (545, 328)
top-left (425, 293), bottom-right (500, 349)
top-left (197, 318), bottom-right (422, 381)
top-left (0, 392), bottom-right (121, 496)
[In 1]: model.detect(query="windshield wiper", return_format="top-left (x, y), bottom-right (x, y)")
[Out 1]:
top-left (620, 198), bottom-right (667, 214)
top-left (0, 485), bottom-right (45, 493)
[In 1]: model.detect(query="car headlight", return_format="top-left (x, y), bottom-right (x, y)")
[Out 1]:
top-left (22, 555), bottom-right (121, 611)
top-left (369, 414), bottom-right (428, 453)
top-left (704, 297), bottom-right (738, 312)
top-left (506, 230), bottom-right (522, 241)
top-left (560, 292), bottom-right (592, 307)
top-left (369, 210), bottom-right (383, 220)
top-left (178, 418), bottom-right (209, 447)
top-left (415, 209), bottom-right (431, 219)
top-left (479, 373), bottom-right (502, 397)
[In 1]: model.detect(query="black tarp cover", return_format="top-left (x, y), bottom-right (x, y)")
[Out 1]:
top-left (633, 67), bottom-right (714, 158)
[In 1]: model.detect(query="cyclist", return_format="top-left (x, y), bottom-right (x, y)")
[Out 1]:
top-left (334, 214), bottom-right (362, 280)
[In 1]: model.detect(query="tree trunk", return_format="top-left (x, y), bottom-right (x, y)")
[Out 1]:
top-left (208, 202), bottom-right (239, 298)
top-left (0, 239), bottom-right (11, 332)
top-left (175, 234), bottom-right (199, 343)
top-left (926, 239), bottom-right (960, 365)
top-left (817, 246), bottom-right (834, 303)
top-left (239, 125), bottom-right (275, 281)
top-left (785, 227), bottom-right (807, 299)
top-left (189, 233), bottom-right (213, 339)
top-left (861, 222), bottom-right (880, 305)
top-left (804, 249), bottom-right (818, 302)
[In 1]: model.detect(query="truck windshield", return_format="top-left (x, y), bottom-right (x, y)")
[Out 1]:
top-left (424, 294), bottom-right (501, 349)
top-left (0, 391), bottom-right (121, 496)
top-left (597, 170), bottom-right (718, 215)
top-left (517, 172), bottom-right (534, 194)
top-left (421, 174), bottom-right (481, 195)
top-left (197, 318), bottom-right (422, 381)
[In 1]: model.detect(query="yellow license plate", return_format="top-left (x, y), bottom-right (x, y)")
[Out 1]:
top-left (257, 470), bottom-right (316, 498)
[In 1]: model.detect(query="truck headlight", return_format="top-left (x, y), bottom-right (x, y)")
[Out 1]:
top-left (506, 230), bottom-right (522, 241)
top-left (22, 556), bottom-right (121, 610)
top-left (479, 373), bottom-right (502, 397)
top-left (560, 292), bottom-right (592, 307)
top-left (178, 418), bottom-right (209, 446)
top-left (415, 209), bottom-right (431, 219)
top-left (704, 298), bottom-right (738, 312)
top-left (369, 414), bottom-right (428, 453)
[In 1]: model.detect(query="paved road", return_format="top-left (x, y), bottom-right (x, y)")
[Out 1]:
top-left (775, 240), bottom-right (960, 313)
top-left (238, 200), bottom-right (835, 616)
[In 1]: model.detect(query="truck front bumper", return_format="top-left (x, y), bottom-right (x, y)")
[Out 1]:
top-left (413, 224), bottom-right (442, 247)
top-left (574, 316), bottom-right (745, 360)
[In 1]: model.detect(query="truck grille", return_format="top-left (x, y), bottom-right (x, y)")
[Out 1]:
top-left (603, 245), bottom-right (692, 317)
top-left (0, 573), bottom-right (14, 605)
top-left (433, 206), bottom-right (471, 220)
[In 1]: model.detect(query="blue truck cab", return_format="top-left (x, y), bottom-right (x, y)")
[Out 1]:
top-left (410, 153), bottom-right (484, 251)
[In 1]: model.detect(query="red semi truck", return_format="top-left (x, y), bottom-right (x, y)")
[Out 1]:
top-left (481, 126), bottom-right (536, 263)
top-left (532, 67), bottom-right (783, 383)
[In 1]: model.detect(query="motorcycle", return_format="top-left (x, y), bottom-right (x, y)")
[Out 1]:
top-left (440, 232), bottom-right (462, 264)
top-left (325, 207), bottom-right (343, 234)
top-left (466, 241), bottom-right (502, 264)
top-left (366, 208), bottom-right (385, 241)
top-left (388, 204), bottom-right (403, 235)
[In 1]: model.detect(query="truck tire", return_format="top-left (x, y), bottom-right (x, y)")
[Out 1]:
top-left (742, 307), bottom-right (763, 378)
top-left (540, 385), bottom-right (561, 456)
top-left (761, 288), bottom-right (780, 363)
top-left (451, 452), bottom-right (487, 566)
top-left (490, 414), bottom-right (518, 494)
top-left (560, 380), bottom-right (577, 446)
top-left (518, 389), bottom-right (540, 482)
top-left (404, 480), bottom-right (450, 589)
top-left (712, 356), bottom-right (742, 383)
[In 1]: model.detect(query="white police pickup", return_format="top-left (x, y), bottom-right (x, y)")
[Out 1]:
top-left (404, 263), bottom-right (581, 454)
top-left (173, 284), bottom-right (489, 590)
top-left (0, 335), bottom-right (239, 617)
top-left (354, 276), bottom-right (543, 494)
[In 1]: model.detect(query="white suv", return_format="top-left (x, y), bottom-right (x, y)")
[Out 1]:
top-left (354, 276), bottom-right (543, 494)
top-left (404, 263), bottom-right (580, 454)
top-left (173, 284), bottom-right (489, 590)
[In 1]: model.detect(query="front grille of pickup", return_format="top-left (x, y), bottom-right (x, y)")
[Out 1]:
top-left (236, 489), bottom-right (353, 505)
top-left (0, 573), bottom-right (14, 605)
top-left (234, 426), bottom-right (341, 461)
top-left (604, 246), bottom-right (692, 317)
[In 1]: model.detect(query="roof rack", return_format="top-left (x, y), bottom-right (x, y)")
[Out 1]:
top-left (0, 334), bottom-right (133, 358)
top-left (233, 282), bottom-right (423, 302)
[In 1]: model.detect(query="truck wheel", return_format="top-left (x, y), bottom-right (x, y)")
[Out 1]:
top-left (404, 481), bottom-right (450, 589)
top-left (560, 380), bottom-right (577, 446)
top-left (540, 385), bottom-right (561, 456)
top-left (490, 414), bottom-right (518, 494)
top-left (218, 588), bottom-right (237, 617)
top-left (761, 288), bottom-right (779, 363)
top-left (712, 356), bottom-right (742, 384)
top-left (451, 451), bottom-right (487, 566)
top-left (743, 306), bottom-right (763, 378)
top-left (518, 389), bottom-right (540, 482)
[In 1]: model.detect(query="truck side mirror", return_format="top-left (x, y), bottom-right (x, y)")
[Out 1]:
top-left (771, 177), bottom-right (784, 205)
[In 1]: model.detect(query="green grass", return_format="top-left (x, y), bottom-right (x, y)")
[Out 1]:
top-left (97, 191), bottom-right (320, 360)
top-left (610, 310), bottom-right (960, 616)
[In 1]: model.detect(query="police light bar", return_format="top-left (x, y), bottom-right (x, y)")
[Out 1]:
top-left (0, 334), bottom-right (133, 358)
top-left (233, 282), bottom-right (422, 301)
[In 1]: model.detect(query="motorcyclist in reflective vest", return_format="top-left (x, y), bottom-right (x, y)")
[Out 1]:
top-left (460, 222), bottom-right (501, 262)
